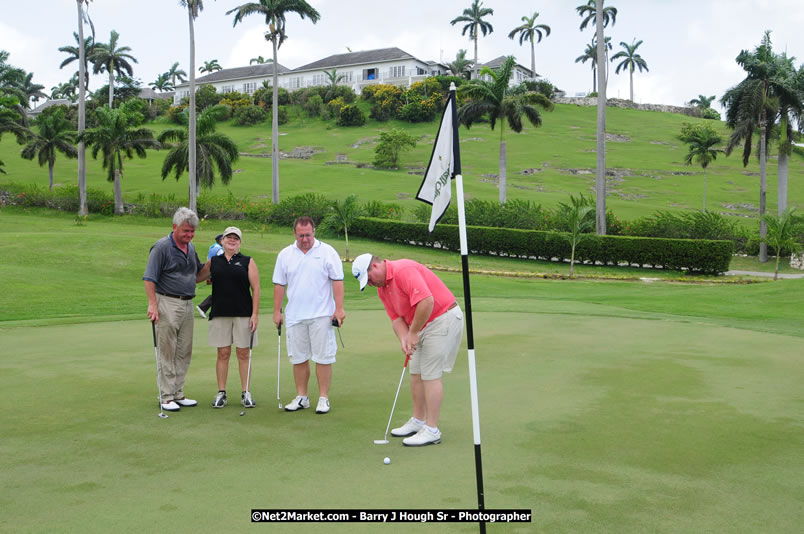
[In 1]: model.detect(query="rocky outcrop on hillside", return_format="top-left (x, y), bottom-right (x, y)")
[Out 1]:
top-left (554, 97), bottom-right (703, 118)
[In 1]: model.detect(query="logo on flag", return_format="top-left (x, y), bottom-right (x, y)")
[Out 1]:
top-left (416, 93), bottom-right (457, 232)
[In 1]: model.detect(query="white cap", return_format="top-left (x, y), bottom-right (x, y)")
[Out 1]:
top-left (352, 253), bottom-right (373, 291)
top-left (223, 226), bottom-right (242, 240)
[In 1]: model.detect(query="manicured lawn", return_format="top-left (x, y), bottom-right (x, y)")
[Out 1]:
top-left (1, 209), bottom-right (802, 533)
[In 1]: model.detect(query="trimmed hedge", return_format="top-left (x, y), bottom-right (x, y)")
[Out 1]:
top-left (351, 217), bottom-right (733, 274)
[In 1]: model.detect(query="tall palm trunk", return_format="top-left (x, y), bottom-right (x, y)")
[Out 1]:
top-left (759, 108), bottom-right (767, 262)
top-left (271, 28), bottom-right (280, 204)
top-left (530, 40), bottom-right (535, 80)
top-left (114, 168), bottom-right (123, 215)
top-left (702, 167), bottom-right (707, 212)
top-left (473, 34), bottom-right (479, 79)
top-left (108, 69), bottom-right (114, 108)
top-left (594, 3), bottom-right (607, 235)
top-left (629, 68), bottom-right (634, 102)
top-left (76, 0), bottom-right (87, 216)
top-left (778, 113), bottom-right (789, 214)
top-left (592, 65), bottom-right (596, 93)
top-left (499, 126), bottom-right (507, 204)
top-left (187, 8), bottom-right (197, 212)
top-left (48, 159), bottom-right (55, 190)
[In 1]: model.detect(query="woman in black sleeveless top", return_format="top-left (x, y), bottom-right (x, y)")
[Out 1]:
top-left (206, 226), bottom-right (260, 409)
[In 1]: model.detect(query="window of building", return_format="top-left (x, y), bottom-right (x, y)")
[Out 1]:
top-left (221, 85), bottom-right (234, 94)
top-left (312, 74), bottom-right (326, 86)
top-left (243, 82), bottom-right (257, 94)
top-left (363, 68), bottom-right (378, 81)
top-left (389, 65), bottom-right (405, 78)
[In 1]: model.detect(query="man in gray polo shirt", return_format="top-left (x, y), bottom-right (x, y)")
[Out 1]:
top-left (144, 207), bottom-right (209, 412)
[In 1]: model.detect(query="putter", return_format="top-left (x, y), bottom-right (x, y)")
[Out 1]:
top-left (374, 354), bottom-right (411, 445)
top-left (151, 321), bottom-right (168, 419)
top-left (277, 309), bottom-right (283, 410)
top-left (331, 317), bottom-right (345, 348)
top-left (240, 332), bottom-right (254, 417)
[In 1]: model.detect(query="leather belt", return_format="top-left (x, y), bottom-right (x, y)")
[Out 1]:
top-left (448, 301), bottom-right (458, 310)
top-left (157, 291), bottom-right (193, 301)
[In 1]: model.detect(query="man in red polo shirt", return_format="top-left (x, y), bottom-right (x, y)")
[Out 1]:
top-left (352, 254), bottom-right (464, 446)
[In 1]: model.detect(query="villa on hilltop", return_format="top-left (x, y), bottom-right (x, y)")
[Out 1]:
top-left (173, 47), bottom-right (535, 103)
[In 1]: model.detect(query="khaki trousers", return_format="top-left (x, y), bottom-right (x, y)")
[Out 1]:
top-left (156, 294), bottom-right (194, 401)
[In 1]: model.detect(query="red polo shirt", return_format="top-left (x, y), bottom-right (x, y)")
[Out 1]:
top-left (377, 259), bottom-right (455, 327)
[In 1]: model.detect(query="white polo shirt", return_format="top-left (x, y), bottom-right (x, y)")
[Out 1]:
top-left (272, 239), bottom-right (344, 327)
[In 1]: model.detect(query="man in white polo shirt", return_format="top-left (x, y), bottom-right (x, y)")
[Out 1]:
top-left (272, 216), bottom-right (346, 414)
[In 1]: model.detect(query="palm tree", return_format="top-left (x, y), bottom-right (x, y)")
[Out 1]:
top-left (150, 73), bottom-right (174, 92)
top-left (17, 72), bottom-right (48, 112)
top-left (680, 124), bottom-right (724, 211)
top-left (721, 31), bottom-right (796, 262)
top-left (158, 105), bottom-right (239, 193)
top-left (21, 107), bottom-right (78, 190)
top-left (79, 106), bottom-right (159, 215)
top-left (166, 62), bottom-right (187, 87)
top-left (75, 0), bottom-right (93, 217)
top-left (58, 32), bottom-right (95, 90)
top-left (577, 0), bottom-right (617, 235)
top-left (508, 11), bottom-right (550, 80)
top-left (559, 196), bottom-right (595, 278)
top-left (458, 56), bottom-right (553, 204)
top-left (324, 68), bottom-right (344, 88)
top-left (199, 59), bottom-right (222, 73)
top-left (774, 56), bottom-right (803, 215)
top-left (250, 56), bottom-right (272, 64)
top-left (51, 80), bottom-right (78, 103)
top-left (322, 195), bottom-right (362, 259)
top-left (575, 40), bottom-right (598, 93)
top-left (448, 49), bottom-right (472, 78)
top-left (227, 0), bottom-right (321, 205)
top-left (611, 39), bottom-right (649, 102)
top-left (689, 94), bottom-right (715, 109)
top-left (1, 93), bottom-right (26, 173)
top-left (762, 208), bottom-right (801, 280)
top-left (180, 0), bottom-right (203, 213)
top-left (90, 30), bottom-right (138, 108)
top-left (450, 0), bottom-right (494, 80)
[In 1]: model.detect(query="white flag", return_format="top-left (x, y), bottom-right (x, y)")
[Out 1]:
top-left (416, 93), bottom-right (455, 232)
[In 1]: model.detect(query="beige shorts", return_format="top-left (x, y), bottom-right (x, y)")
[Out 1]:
top-left (410, 306), bottom-right (464, 380)
top-left (208, 316), bottom-right (257, 349)
top-left (286, 316), bottom-right (337, 365)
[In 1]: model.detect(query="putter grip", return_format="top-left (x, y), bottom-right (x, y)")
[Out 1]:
top-left (278, 307), bottom-right (282, 336)
top-left (151, 321), bottom-right (157, 347)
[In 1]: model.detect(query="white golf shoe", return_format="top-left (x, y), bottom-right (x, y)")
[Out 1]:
top-left (315, 397), bottom-right (330, 414)
top-left (174, 397), bottom-right (197, 407)
top-left (161, 401), bottom-right (180, 412)
top-left (403, 427), bottom-right (442, 447)
top-left (284, 395), bottom-right (310, 412)
top-left (391, 417), bottom-right (424, 437)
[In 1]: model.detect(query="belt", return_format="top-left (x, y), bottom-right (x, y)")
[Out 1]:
top-left (448, 301), bottom-right (458, 310)
top-left (157, 291), bottom-right (193, 301)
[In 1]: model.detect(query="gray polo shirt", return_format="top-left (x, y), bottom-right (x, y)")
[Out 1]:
top-left (143, 233), bottom-right (203, 297)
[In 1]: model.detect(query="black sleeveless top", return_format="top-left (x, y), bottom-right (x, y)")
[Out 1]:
top-left (209, 253), bottom-right (253, 318)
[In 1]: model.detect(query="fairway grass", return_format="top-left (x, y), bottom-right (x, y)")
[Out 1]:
top-left (1, 210), bottom-right (803, 533)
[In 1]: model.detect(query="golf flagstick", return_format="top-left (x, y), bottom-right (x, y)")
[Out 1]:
top-left (416, 83), bottom-right (486, 532)
top-left (151, 321), bottom-right (168, 419)
top-left (240, 332), bottom-right (254, 417)
top-left (277, 307), bottom-right (283, 409)
top-left (374, 354), bottom-right (410, 445)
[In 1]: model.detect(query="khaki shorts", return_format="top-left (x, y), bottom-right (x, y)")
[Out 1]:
top-left (286, 316), bottom-right (337, 365)
top-left (208, 316), bottom-right (257, 349)
top-left (410, 306), bottom-right (464, 380)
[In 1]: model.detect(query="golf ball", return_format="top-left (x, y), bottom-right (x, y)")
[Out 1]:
top-left (384, 457), bottom-right (391, 465)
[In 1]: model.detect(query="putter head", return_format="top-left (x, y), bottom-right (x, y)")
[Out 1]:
top-left (373, 439), bottom-right (390, 445)
top-left (239, 410), bottom-right (246, 416)
top-left (158, 413), bottom-right (168, 419)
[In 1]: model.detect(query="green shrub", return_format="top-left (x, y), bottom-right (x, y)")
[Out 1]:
top-left (304, 94), bottom-right (324, 117)
top-left (323, 85), bottom-right (356, 104)
top-left (362, 200), bottom-right (404, 220)
top-left (626, 210), bottom-right (750, 252)
top-left (166, 104), bottom-right (188, 124)
top-left (365, 84), bottom-right (403, 121)
top-left (373, 128), bottom-right (417, 168)
top-left (351, 217), bottom-right (733, 274)
top-left (195, 84), bottom-right (221, 110)
top-left (219, 97), bottom-right (252, 113)
top-left (702, 107), bottom-right (721, 120)
top-left (269, 193), bottom-right (332, 227)
top-left (336, 104), bottom-right (366, 126)
top-left (149, 98), bottom-right (172, 119)
top-left (233, 104), bottom-right (268, 126)
top-left (277, 105), bottom-right (289, 125)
